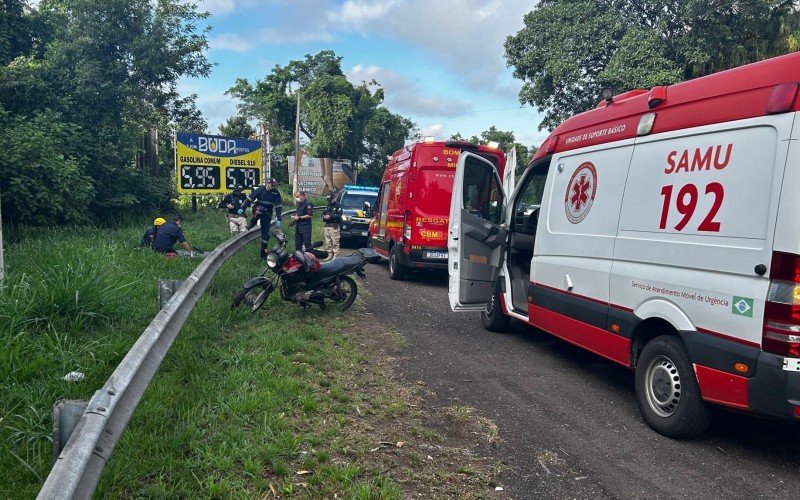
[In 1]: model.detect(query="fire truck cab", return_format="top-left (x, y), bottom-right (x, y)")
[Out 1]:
top-left (370, 139), bottom-right (506, 280)
top-left (448, 52), bottom-right (800, 438)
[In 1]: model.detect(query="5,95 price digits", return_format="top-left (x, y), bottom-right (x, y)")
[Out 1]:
top-left (180, 165), bottom-right (220, 189)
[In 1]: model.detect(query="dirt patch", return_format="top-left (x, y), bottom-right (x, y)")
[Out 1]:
top-left (268, 310), bottom-right (508, 498)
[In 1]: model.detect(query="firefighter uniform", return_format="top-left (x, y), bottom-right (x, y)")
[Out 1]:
top-left (243, 183), bottom-right (283, 259)
top-left (322, 197), bottom-right (342, 260)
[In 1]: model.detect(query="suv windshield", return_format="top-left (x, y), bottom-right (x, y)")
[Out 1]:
top-left (341, 193), bottom-right (377, 210)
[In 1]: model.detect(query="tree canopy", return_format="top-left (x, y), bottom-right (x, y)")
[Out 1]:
top-left (0, 0), bottom-right (211, 224)
top-left (450, 126), bottom-right (535, 171)
top-left (227, 50), bottom-right (416, 186)
top-left (219, 116), bottom-right (255, 138)
top-left (505, 0), bottom-right (800, 130)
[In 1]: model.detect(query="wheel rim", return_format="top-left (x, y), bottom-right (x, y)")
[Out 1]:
top-left (485, 291), bottom-right (496, 319)
top-left (333, 279), bottom-right (353, 303)
top-left (644, 355), bottom-right (682, 417)
top-left (390, 251), bottom-right (396, 274)
top-left (250, 286), bottom-right (271, 311)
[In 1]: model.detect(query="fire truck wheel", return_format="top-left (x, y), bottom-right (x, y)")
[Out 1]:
top-left (389, 245), bottom-right (405, 280)
top-left (481, 284), bottom-right (511, 332)
top-left (635, 335), bottom-right (712, 439)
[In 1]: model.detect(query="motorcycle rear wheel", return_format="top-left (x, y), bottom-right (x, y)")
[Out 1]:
top-left (329, 276), bottom-right (358, 311)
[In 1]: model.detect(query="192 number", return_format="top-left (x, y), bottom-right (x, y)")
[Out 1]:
top-left (659, 182), bottom-right (723, 232)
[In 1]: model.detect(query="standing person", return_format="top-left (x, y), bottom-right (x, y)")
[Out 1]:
top-left (153, 215), bottom-right (192, 257)
top-left (292, 191), bottom-right (313, 251)
top-left (141, 217), bottom-right (166, 248)
top-left (219, 185), bottom-right (248, 235)
top-left (322, 193), bottom-right (341, 260)
top-left (241, 178), bottom-right (283, 259)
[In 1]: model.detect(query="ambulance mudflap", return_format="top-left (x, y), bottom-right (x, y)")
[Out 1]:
top-left (447, 152), bottom-right (507, 311)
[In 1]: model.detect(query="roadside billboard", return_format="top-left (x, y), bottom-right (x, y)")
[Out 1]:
top-left (288, 155), bottom-right (355, 195)
top-left (175, 133), bottom-right (262, 194)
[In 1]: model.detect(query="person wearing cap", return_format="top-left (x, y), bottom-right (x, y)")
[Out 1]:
top-left (141, 217), bottom-right (166, 249)
top-left (321, 193), bottom-right (342, 260)
top-left (241, 178), bottom-right (283, 259)
top-left (219, 185), bottom-right (248, 235)
top-left (153, 214), bottom-right (192, 257)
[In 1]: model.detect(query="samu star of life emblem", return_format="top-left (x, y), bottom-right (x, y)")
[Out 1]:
top-left (565, 162), bottom-right (598, 224)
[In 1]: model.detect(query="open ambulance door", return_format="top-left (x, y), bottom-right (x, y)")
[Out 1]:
top-left (447, 152), bottom-right (508, 311)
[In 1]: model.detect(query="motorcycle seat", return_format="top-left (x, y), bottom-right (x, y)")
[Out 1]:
top-left (306, 254), bottom-right (363, 284)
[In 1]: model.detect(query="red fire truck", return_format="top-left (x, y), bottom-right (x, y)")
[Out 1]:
top-left (369, 139), bottom-right (506, 279)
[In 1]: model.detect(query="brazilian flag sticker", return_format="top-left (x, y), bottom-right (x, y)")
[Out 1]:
top-left (732, 296), bottom-right (754, 317)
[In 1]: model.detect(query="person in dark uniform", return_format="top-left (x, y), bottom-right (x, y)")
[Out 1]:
top-left (218, 185), bottom-right (248, 234)
top-left (292, 191), bottom-right (313, 251)
top-left (153, 215), bottom-right (192, 257)
top-left (241, 178), bottom-right (283, 259)
top-left (141, 217), bottom-right (166, 248)
top-left (321, 194), bottom-right (342, 260)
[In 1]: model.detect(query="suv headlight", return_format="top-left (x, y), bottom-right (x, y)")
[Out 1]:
top-left (341, 215), bottom-right (350, 222)
top-left (266, 253), bottom-right (279, 268)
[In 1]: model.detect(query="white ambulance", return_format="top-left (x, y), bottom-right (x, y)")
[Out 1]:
top-left (447, 53), bottom-right (800, 438)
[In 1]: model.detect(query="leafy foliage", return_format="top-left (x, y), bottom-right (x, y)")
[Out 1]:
top-left (0, 0), bottom-right (212, 225)
top-left (228, 50), bottom-right (415, 185)
top-left (218, 115), bottom-right (255, 138)
top-left (506, 0), bottom-right (800, 130)
top-left (0, 106), bottom-right (94, 225)
top-left (449, 126), bottom-right (535, 172)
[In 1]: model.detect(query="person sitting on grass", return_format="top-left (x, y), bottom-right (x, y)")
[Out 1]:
top-left (140, 217), bottom-right (166, 249)
top-left (153, 215), bottom-right (192, 258)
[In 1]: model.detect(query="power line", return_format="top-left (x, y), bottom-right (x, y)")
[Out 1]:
top-left (404, 104), bottom-right (531, 118)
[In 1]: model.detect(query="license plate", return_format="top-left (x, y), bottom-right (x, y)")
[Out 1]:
top-left (424, 250), bottom-right (448, 260)
top-left (361, 230), bottom-right (368, 236)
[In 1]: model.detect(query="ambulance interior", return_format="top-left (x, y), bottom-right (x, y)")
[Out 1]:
top-left (507, 159), bottom-right (550, 312)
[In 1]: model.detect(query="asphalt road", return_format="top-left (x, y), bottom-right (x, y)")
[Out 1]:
top-left (361, 262), bottom-right (800, 499)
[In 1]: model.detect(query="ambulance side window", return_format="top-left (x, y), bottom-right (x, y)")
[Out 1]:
top-left (462, 156), bottom-right (504, 224)
top-left (514, 161), bottom-right (549, 235)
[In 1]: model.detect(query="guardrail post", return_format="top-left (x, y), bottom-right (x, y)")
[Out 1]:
top-left (158, 279), bottom-right (184, 310)
top-left (52, 400), bottom-right (88, 463)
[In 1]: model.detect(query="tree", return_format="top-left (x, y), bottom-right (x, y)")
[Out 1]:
top-left (218, 116), bottom-right (255, 138)
top-left (449, 126), bottom-right (535, 174)
top-left (228, 50), bottom-right (415, 184)
top-left (0, 0), bottom-right (212, 222)
top-left (506, 0), bottom-right (800, 130)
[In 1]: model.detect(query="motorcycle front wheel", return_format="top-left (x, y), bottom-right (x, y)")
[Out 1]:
top-left (328, 276), bottom-right (358, 311)
top-left (250, 283), bottom-right (274, 312)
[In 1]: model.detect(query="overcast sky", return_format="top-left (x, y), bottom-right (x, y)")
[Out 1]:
top-left (186, 0), bottom-right (547, 148)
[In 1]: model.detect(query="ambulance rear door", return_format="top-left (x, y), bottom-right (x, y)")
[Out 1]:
top-left (447, 152), bottom-right (508, 311)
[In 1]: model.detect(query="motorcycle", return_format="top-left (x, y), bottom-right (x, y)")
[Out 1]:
top-left (232, 229), bottom-right (381, 312)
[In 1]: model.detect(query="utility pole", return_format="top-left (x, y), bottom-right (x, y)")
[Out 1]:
top-left (293, 90), bottom-right (301, 194)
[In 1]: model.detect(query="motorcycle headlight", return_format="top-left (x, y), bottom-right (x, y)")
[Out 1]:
top-left (266, 253), bottom-right (278, 268)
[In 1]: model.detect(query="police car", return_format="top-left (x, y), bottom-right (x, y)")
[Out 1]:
top-left (336, 185), bottom-right (379, 244)
top-left (448, 52), bottom-right (800, 438)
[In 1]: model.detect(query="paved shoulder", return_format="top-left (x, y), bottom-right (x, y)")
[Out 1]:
top-left (363, 263), bottom-right (800, 499)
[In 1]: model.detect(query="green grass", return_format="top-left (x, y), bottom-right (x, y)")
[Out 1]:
top-left (1, 208), bottom-right (396, 497)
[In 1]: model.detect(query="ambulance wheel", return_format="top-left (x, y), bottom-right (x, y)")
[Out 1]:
top-left (389, 245), bottom-right (405, 280)
top-left (635, 335), bottom-right (712, 439)
top-left (481, 285), bottom-right (511, 332)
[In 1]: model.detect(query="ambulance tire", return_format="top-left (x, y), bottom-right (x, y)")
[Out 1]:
top-left (635, 335), bottom-right (712, 439)
top-left (389, 245), bottom-right (406, 280)
top-left (481, 285), bottom-right (511, 332)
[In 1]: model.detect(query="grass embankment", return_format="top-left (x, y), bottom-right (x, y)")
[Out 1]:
top-left (2, 209), bottom-right (503, 497)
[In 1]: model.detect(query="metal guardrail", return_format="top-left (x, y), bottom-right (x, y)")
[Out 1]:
top-left (37, 211), bottom-right (295, 499)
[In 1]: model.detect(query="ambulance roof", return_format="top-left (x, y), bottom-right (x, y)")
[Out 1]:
top-left (533, 51), bottom-right (800, 162)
